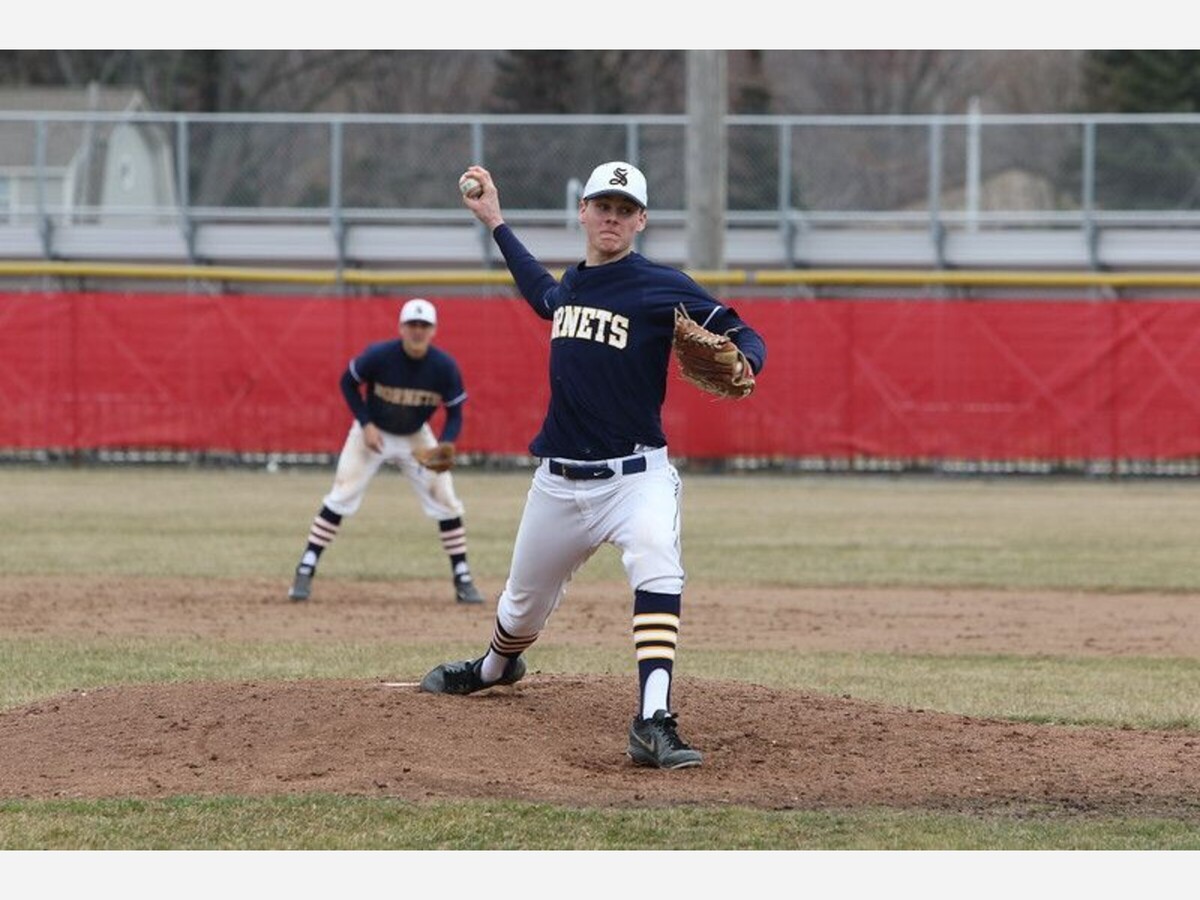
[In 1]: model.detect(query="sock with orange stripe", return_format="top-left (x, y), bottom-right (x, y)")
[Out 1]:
top-left (438, 516), bottom-right (473, 584)
top-left (633, 589), bottom-right (681, 719)
top-left (298, 505), bottom-right (342, 574)
top-left (480, 619), bottom-right (539, 683)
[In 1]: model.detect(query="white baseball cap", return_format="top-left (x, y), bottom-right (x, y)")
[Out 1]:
top-left (582, 160), bottom-right (648, 209)
top-left (399, 298), bottom-right (437, 325)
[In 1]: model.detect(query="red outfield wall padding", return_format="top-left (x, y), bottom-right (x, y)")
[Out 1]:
top-left (4, 291), bottom-right (1200, 460)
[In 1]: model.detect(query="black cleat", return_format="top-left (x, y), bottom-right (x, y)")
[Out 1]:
top-left (288, 564), bottom-right (314, 601)
top-left (627, 710), bottom-right (703, 769)
top-left (419, 655), bottom-right (526, 695)
top-left (454, 576), bottom-right (484, 605)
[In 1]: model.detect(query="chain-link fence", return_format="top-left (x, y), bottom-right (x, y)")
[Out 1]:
top-left (3, 110), bottom-right (1200, 265)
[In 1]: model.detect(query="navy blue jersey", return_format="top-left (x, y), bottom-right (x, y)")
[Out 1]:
top-left (493, 224), bottom-right (767, 460)
top-left (340, 340), bottom-right (466, 441)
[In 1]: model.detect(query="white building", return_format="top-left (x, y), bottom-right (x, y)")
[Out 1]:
top-left (0, 83), bottom-right (176, 225)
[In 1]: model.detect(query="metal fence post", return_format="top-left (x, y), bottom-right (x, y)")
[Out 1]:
top-left (330, 118), bottom-right (346, 287)
top-left (176, 116), bottom-right (196, 263)
top-left (965, 97), bottom-right (981, 234)
top-left (778, 121), bottom-right (795, 268)
top-left (929, 117), bottom-right (946, 269)
top-left (565, 177), bottom-right (582, 227)
top-left (1082, 120), bottom-right (1099, 271)
top-left (470, 120), bottom-right (489, 267)
top-left (626, 120), bottom-right (646, 255)
top-left (35, 118), bottom-right (52, 259)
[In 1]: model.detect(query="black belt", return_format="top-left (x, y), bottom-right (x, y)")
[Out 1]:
top-left (548, 455), bottom-right (648, 480)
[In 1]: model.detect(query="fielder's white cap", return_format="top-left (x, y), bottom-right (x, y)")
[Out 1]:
top-left (582, 160), bottom-right (648, 209)
top-left (399, 298), bottom-right (437, 325)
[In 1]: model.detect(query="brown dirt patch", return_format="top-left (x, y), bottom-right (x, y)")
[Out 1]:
top-left (6, 575), bottom-right (1199, 656)
top-left (3, 576), bottom-right (1200, 817)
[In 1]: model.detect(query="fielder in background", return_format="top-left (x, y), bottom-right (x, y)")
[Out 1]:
top-left (420, 161), bottom-right (766, 769)
top-left (288, 297), bottom-right (485, 606)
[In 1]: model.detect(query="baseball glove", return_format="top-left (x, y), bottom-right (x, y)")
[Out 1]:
top-left (414, 442), bottom-right (456, 473)
top-left (672, 306), bottom-right (756, 399)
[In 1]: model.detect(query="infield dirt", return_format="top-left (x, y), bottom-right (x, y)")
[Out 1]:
top-left (2, 575), bottom-right (1199, 819)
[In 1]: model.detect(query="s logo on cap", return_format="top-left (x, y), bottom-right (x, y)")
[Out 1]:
top-left (581, 160), bottom-right (648, 209)
top-left (609, 167), bottom-right (630, 187)
top-left (399, 298), bottom-right (437, 326)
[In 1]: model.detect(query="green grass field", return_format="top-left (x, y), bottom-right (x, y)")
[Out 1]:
top-left (8, 465), bottom-right (1200, 591)
top-left (4, 465), bottom-right (1200, 852)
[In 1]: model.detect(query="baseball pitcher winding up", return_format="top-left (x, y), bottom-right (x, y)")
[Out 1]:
top-left (420, 161), bottom-right (767, 769)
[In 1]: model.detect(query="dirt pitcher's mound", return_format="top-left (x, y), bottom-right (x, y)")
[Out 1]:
top-left (6, 576), bottom-right (1200, 658)
top-left (2, 675), bottom-right (1199, 818)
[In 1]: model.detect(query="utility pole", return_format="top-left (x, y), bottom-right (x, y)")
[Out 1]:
top-left (685, 49), bottom-right (727, 271)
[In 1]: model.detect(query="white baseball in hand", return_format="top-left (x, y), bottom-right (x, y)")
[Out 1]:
top-left (459, 176), bottom-right (483, 199)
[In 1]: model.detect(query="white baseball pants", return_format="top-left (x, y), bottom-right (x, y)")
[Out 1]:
top-left (322, 421), bottom-right (464, 520)
top-left (495, 446), bottom-right (684, 638)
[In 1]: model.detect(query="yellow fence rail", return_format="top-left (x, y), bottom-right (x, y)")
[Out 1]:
top-left (4, 260), bottom-right (1200, 289)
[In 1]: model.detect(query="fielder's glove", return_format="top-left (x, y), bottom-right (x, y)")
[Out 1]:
top-left (672, 305), bottom-right (756, 399)
top-left (414, 442), bottom-right (456, 473)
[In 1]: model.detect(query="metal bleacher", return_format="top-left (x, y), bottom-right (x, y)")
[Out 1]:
top-left (3, 110), bottom-right (1200, 285)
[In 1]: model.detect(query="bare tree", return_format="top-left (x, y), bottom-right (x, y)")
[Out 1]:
top-left (488, 50), bottom-right (685, 114)
top-left (0, 50), bottom-right (499, 114)
top-left (340, 51), bottom-right (499, 113)
top-left (976, 50), bottom-right (1086, 114)
top-left (756, 50), bottom-right (1083, 116)
top-left (0, 49), bottom-right (1086, 116)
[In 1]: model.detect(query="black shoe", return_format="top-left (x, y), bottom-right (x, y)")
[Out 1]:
top-left (627, 710), bottom-right (703, 769)
top-left (419, 655), bottom-right (526, 695)
top-left (288, 564), bottom-right (314, 601)
top-left (454, 576), bottom-right (484, 605)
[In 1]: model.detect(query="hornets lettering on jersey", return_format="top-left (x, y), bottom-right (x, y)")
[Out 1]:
top-left (551, 305), bottom-right (629, 348)
top-left (373, 384), bottom-right (444, 408)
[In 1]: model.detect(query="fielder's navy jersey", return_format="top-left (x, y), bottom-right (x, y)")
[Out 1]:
top-left (492, 224), bottom-right (767, 460)
top-left (340, 340), bottom-right (466, 441)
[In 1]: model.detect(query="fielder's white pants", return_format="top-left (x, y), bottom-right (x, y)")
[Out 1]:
top-left (322, 421), bottom-right (464, 520)
top-left (496, 445), bottom-right (684, 638)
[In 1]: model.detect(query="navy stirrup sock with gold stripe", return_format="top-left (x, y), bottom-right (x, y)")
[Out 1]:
top-left (633, 589), bottom-right (681, 718)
